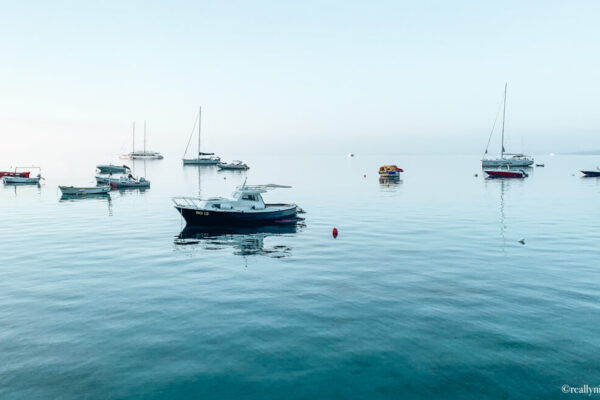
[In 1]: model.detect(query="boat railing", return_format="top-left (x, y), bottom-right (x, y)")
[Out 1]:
top-left (172, 197), bottom-right (204, 209)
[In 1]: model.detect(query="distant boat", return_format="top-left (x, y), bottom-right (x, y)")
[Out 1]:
top-left (0, 168), bottom-right (30, 178)
top-left (535, 163), bottom-right (545, 167)
top-left (182, 107), bottom-right (221, 165)
top-left (96, 174), bottom-right (150, 189)
top-left (97, 164), bottom-right (130, 174)
top-left (482, 84), bottom-right (534, 168)
top-left (59, 186), bottom-right (111, 195)
top-left (120, 121), bottom-right (164, 160)
top-left (3, 173), bottom-right (44, 184)
top-left (218, 160), bottom-right (249, 170)
top-left (378, 165), bottom-right (403, 178)
top-left (581, 169), bottom-right (600, 177)
top-left (484, 169), bottom-right (528, 179)
top-left (348, 153), bottom-right (355, 158)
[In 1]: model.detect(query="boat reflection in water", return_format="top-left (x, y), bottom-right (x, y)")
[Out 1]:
top-left (379, 176), bottom-right (401, 186)
top-left (59, 193), bottom-right (111, 201)
top-left (59, 193), bottom-right (113, 216)
top-left (175, 223), bottom-right (304, 258)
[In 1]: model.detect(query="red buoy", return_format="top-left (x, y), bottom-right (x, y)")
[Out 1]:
top-left (332, 227), bottom-right (338, 238)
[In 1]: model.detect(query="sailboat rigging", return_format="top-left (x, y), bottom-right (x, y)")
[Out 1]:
top-left (182, 106), bottom-right (221, 165)
top-left (120, 120), bottom-right (164, 160)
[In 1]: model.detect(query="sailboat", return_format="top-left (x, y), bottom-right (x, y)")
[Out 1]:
top-left (482, 84), bottom-right (534, 168)
top-left (120, 121), bottom-right (164, 160)
top-left (182, 107), bottom-right (221, 165)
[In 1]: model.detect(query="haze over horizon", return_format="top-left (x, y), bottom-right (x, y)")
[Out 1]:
top-left (1, 0), bottom-right (599, 161)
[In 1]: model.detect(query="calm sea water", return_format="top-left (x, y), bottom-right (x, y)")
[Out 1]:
top-left (1, 154), bottom-right (599, 399)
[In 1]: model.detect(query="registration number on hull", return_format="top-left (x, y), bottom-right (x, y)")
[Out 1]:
top-left (196, 211), bottom-right (210, 216)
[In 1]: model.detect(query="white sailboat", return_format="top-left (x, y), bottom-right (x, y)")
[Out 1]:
top-left (120, 121), bottom-right (164, 160)
top-left (482, 84), bottom-right (534, 168)
top-left (182, 107), bottom-right (221, 165)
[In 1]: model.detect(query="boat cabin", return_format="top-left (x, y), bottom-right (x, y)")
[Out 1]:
top-left (204, 187), bottom-right (267, 211)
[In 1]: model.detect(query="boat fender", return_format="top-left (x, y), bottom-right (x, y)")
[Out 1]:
top-left (474, 174), bottom-right (478, 177)
top-left (363, 174), bottom-right (366, 178)
top-left (332, 227), bottom-right (338, 238)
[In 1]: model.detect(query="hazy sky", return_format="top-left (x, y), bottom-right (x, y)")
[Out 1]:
top-left (1, 0), bottom-right (599, 160)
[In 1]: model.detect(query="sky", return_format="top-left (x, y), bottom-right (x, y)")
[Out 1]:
top-left (1, 0), bottom-right (599, 161)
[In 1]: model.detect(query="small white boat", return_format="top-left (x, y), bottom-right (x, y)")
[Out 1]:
top-left (96, 174), bottom-right (150, 189)
top-left (3, 173), bottom-right (44, 184)
top-left (217, 160), bottom-right (249, 170)
top-left (59, 185), bottom-right (111, 195)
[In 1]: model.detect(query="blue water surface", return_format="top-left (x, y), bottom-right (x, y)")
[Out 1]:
top-left (1, 154), bottom-right (599, 399)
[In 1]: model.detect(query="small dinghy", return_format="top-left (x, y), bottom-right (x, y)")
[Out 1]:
top-left (581, 169), bottom-right (600, 177)
top-left (217, 160), bottom-right (249, 170)
top-left (59, 185), bottom-right (111, 195)
top-left (96, 174), bottom-right (150, 189)
top-left (484, 169), bottom-right (528, 179)
top-left (3, 173), bottom-right (44, 184)
top-left (535, 163), bottom-right (545, 167)
top-left (173, 181), bottom-right (300, 227)
top-left (96, 164), bottom-right (130, 174)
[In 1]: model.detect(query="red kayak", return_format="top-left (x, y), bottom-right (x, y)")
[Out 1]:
top-left (484, 169), bottom-right (528, 179)
top-left (0, 171), bottom-right (30, 178)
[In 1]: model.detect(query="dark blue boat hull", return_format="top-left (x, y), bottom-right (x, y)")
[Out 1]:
top-left (176, 205), bottom-right (298, 227)
top-left (581, 170), bottom-right (600, 177)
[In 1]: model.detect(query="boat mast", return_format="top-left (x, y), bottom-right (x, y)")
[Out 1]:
top-left (501, 83), bottom-right (507, 159)
top-left (198, 106), bottom-right (201, 156)
top-left (132, 122), bottom-right (135, 153)
top-left (144, 120), bottom-right (147, 154)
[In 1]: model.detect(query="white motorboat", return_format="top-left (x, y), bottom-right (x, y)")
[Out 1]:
top-left (59, 185), bottom-right (111, 195)
top-left (182, 107), bottom-right (221, 165)
top-left (217, 160), bottom-right (249, 170)
top-left (120, 121), bottom-right (164, 160)
top-left (173, 181), bottom-right (300, 226)
top-left (96, 174), bottom-right (150, 189)
top-left (482, 84), bottom-right (534, 168)
top-left (3, 174), bottom-right (44, 184)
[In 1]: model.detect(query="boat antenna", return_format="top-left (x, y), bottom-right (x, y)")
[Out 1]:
top-left (198, 106), bottom-right (202, 156)
top-left (144, 120), bottom-right (147, 154)
top-left (501, 83), bottom-right (507, 159)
